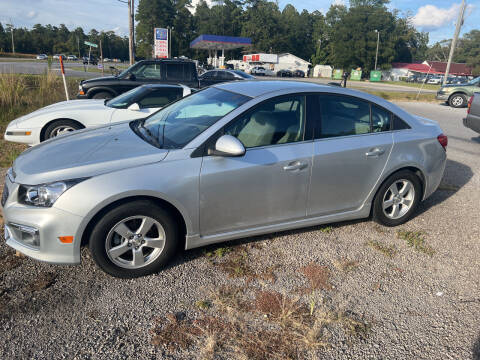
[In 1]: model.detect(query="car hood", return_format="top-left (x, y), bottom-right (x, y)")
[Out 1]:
top-left (441, 83), bottom-right (469, 88)
top-left (11, 100), bottom-right (108, 128)
top-left (12, 122), bottom-right (167, 185)
top-left (82, 75), bottom-right (118, 85)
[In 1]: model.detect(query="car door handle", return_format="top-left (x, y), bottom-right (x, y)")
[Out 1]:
top-left (365, 148), bottom-right (385, 157)
top-left (283, 161), bottom-right (308, 171)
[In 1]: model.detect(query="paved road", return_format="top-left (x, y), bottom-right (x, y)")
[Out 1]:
top-left (0, 60), bottom-right (122, 79)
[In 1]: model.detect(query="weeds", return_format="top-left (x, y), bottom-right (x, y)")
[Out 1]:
top-left (300, 263), bottom-right (332, 291)
top-left (366, 240), bottom-right (397, 258)
top-left (0, 72), bottom-right (79, 167)
top-left (397, 230), bottom-right (435, 256)
top-left (153, 287), bottom-right (371, 359)
top-left (319, 226), bottom-right (333, 234)
top-left (334, 259), bottom-right (360, 273)
top-left (195, 299), bottom-right (212, 310)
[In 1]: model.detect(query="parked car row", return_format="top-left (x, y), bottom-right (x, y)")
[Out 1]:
top-left (406, 74), bottom-right (470, 85)
top-left (2, 80), bottom-right (448, 278)
top-left (36, 54), bottom-right (79, 61)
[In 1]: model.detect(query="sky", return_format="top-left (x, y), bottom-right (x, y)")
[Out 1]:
top-left (0, 0), bottom-right (478, 45)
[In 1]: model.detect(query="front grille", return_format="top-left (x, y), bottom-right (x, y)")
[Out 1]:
top-left (1, 183), bottom-right (8, 207)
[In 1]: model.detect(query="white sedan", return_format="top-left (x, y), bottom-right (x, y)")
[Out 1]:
top-left (4, 84), bottom-right (192, 146)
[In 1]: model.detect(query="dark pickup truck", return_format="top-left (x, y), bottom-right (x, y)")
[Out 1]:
top-left (77, 59), bottom-right (199, 99)
top-left (464, 93), bottom-right (480, 134)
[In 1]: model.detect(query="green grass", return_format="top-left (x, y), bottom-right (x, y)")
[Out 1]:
top-left (396, 230), bottom-right (435, 256)
top-left (382, 81), bottom-right (441, 91)
top-left (0, 72), bottom-right (80, 168)
top-left (366, 240), bottom-right (397, 258)
top-left (364, 90), bottom-right (438, 102)
top-left (70, 64), bottom-right (128, 74)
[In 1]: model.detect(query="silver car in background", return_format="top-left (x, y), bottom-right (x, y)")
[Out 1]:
top-left (1, 81), bottom-right (447, 278)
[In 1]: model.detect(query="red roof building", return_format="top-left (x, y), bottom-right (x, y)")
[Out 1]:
top-left (392, 61), bottom-right (472, 76)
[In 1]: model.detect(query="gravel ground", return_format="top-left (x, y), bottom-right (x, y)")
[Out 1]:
top-left (0, 101), bottom-right (479, 359)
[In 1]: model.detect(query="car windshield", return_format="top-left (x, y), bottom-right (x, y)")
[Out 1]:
top-left (131, 87), bottom-right (250, 149)
top-left (118, 62), bottom-right (138, 78)
top-left (105, 87), bottom-right (146, 108)
top-left (467, 77), bottom-right (479, 85)
top-left (233, 70), bottom-right (255, 79)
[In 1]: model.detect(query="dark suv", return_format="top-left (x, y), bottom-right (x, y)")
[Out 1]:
top-left (77, 59), bottom-right (199, 99)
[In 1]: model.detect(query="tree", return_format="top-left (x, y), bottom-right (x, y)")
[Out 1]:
top-left (136, 0), bottom-right (176, 58)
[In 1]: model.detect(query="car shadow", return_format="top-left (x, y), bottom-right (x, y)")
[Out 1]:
top-left (415, 158), bottom-right (473, 217)
top-left (474, 333), bottom-right (480, 360)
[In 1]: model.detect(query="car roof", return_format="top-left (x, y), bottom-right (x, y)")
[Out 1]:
top-left (213, 80), bottom-right (328, 97)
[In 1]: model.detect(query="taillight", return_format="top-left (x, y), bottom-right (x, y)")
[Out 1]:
top-left (467, 95), bottom-right (473, 114)
top-left (437, 133), bottom-right (448, 150)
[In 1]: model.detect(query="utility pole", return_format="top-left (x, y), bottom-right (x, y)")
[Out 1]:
top-left (443, 0), bottom-right (466, 86)
top-left (374, 29), bottom-right (380, 71)
top-left (7, 20), bottom-right (15, 53)
top-left (128, 0), bottom-right (135, 65)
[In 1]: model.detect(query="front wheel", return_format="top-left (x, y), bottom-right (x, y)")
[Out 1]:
top-left (92, 91), bottom-right (113, 100)
top-left (44, 119), bottom-right (83, 140)
top-left (372, 171), bottom-right (422, 227)
top-left (88, 200), bottom-right (179, 278)
top-left (448, 93), bottom-right (467, 108)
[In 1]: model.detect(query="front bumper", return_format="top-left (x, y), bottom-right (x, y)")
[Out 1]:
top-left (76, 93), bottom-right (89, 99)
top-left (4, 127), bottom-right (41, 146)
top-left (435, 92), bottom-right (450, 101)
top-left (2, 173), bottom-right (83, 264)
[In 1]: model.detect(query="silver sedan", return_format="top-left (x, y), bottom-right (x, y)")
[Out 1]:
top-left (1, 81), bottom-right (447, 278)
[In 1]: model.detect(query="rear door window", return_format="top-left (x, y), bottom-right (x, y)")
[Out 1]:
top-left (166, 63), bottom-right (184, 80)
top-left (317, 95), bottom-right (370, 138)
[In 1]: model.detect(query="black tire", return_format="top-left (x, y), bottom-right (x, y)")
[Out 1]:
top-left (88, 200), bottom-right (179, 278)
top-left (372, 170), bottom-right (422, 227)
top-left (448, 93), bottom-right (467, 108)
top-left (92, 91), bottom-right (113, 100)
top-left (43, 119), bottom-right (83, 140)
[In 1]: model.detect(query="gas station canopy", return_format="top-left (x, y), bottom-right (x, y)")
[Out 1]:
top-left (190, 34), bottom-right (252, 50)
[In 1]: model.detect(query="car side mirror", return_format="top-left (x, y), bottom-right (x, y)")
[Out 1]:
top-left (209, 135), bottom-right (245, 157)
top-left (127, 73), bottom-right (136, 81)
top-left (128, 103), bottom-right (140, 111)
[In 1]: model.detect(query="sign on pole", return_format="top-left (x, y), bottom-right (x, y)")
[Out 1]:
top-left (84, 41), bottom-right (98, 48)
top-left (154, 28), bottom-right (169, 58)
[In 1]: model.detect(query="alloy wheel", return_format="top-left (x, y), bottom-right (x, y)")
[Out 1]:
top-left (105, 216), bottom-right (166, 269)
top-left (382, 179), bottom-right (416, 220)
top-left (50, 125), bottom-right (77, 137)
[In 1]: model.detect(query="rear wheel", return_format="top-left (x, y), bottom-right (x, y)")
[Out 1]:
top-left (448, 93), bottom-right (467, 108)
top-left (373, 170), bottom-right (422, 227)
top-left (88, 200), bottom-right (179, 278)
top-left (92, 91), bottom-right (113, 100)
top-left (44, 119), bottom-right (82, 140)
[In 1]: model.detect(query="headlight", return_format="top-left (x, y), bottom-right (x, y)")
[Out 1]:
top-left (18, 178), bottom-right (88, 207)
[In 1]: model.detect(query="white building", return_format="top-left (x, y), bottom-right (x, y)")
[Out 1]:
top-left (240, 53), bottom-right (311, 75)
